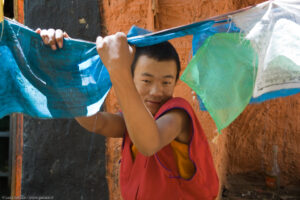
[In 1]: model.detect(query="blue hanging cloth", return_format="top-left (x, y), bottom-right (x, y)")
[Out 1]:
top-left (127, 20), bottom-right (215, 47)
top-left (0, 18), bottom-right (215, 118)
top-left (0, 19), bottom-right (111, 118)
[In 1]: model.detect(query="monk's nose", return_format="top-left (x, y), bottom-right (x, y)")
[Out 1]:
top-left (149, 83), bottom-right (163, 97)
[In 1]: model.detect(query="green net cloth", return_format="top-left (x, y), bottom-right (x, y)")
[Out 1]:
top-left (181, 33), bottom-right (258, 131)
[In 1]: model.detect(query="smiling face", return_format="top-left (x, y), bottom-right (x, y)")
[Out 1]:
top-left (133, 55), bottom-right (178, 115)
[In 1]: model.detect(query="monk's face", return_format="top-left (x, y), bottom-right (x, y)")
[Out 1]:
top-left (133, 55), bottom-right (177, 115)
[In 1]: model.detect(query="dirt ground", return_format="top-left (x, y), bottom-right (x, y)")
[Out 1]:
top-left (223, 172), bottom-right (300, 200)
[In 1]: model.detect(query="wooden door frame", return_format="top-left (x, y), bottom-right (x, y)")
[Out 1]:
top-left (10, 1), bottom-right (24, 199)
top-left (10, 114), bottom-right (23, 199)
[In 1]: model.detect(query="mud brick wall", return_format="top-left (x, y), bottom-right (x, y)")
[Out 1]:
top-left (100, 0), bottom-right (300, 199)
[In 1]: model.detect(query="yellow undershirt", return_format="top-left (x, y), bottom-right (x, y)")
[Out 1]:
top-left (131, 140), bottom-right (195, 179)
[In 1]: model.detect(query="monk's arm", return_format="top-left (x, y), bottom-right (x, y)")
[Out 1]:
top-left (96, 33), bottom-right (190, 155)
top-left (75, 112), bottom-right (126, 138)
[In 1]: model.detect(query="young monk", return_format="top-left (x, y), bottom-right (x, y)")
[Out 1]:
top-left (37, 29), bottom-right (219, 200)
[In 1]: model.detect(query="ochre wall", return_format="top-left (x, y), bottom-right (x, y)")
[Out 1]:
top-left (101, 0), bottom-right (300, 199)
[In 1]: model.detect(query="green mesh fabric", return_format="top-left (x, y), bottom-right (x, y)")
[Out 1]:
top-left (181, 33), bottom-right (258, 131)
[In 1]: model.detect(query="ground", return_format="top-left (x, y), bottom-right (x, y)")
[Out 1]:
top-left (223, 172), bottom-right (300, 200)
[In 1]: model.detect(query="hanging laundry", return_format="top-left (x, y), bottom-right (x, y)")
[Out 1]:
top-left (0, 18), bottom-right (216, 118)
top-left (181, 33), bottom-right (257, 131)
top-left (232, 0), bottom-right (300, 98)
top-left (1, 0), bottom-right (299, 130)
top-left (181, 0), bottom-right (300, 130)
top-left (0, 19), bottom-right (111, 118)
top-left (190, 18), bottom-right (300, 111)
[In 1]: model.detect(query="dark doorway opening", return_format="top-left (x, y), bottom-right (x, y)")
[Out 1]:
top-left (1, 0), bottom-right (14, 196)
top-left (0, 116), bottom-right (10, 196)
top-left (4, 0), bottom-right (14, 19)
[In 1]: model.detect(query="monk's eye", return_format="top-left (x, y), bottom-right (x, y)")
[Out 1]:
top-left (142, 80), bottom-right (151, 84)
top-left (163, 81), bottom-right (171, 85)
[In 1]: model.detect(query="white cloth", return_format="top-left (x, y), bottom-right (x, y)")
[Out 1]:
top-left (232, 0), bottom-right (300, 97)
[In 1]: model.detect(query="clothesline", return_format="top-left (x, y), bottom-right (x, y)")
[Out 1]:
top-left (128, 4), bottom-right (254, 41)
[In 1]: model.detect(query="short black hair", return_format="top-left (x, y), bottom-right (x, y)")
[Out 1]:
top-left (131, 41), bottom-right (181, 80)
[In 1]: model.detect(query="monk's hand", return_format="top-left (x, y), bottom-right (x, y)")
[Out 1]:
top-left (35, 28), bottom-right (69, 50)
top-left (96, 32), bottom-right (135, 76)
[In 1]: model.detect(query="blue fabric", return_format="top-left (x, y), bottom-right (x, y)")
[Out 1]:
top-left (127, 20), bottom-right (216, 47)
top-left (0, 19), bottom-right (111, 118)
